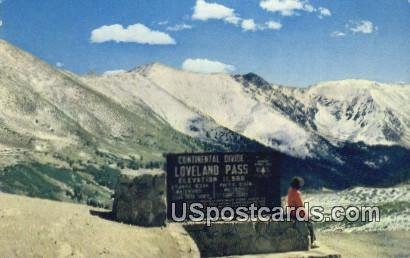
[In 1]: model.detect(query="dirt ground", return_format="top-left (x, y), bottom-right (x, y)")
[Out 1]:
top-left (227, 231), bottom-right (410, 258)
top-left (0, 193), bottom-right (198, 258)
top-left (317, 231), bottom-right (410, 258)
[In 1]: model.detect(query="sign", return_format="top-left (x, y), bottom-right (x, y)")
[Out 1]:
top-left (166, 152), bottom-right (281, 221)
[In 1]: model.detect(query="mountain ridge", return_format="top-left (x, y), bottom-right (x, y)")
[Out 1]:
top-left (99, 58), bottom-right (410, 151)
top-left (97, 58), bottom-right (410, 88)
top-left (0, 39), bottom-right (409, 208)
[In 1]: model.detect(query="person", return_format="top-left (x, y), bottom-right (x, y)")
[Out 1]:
top-left (287, 176), bottom-right (319, 248)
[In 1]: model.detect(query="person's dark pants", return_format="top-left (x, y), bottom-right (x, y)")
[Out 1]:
top-left (291, 216), bottom-right (316, 244)
top-left (306, 221), bottom-right (316, 244)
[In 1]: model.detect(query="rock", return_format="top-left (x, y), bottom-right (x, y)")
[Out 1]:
top-left (113, 169), bottom-right (166, 227)
top-left (184, 221), bottom-right (310, 257)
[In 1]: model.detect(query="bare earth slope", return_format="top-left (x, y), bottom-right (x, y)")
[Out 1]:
top-left (230, 232), bottom-right (410, 258)
top-left (318, 231), bottom-right (410, 258)
top-left (0, 193), bottom-right (199, 258)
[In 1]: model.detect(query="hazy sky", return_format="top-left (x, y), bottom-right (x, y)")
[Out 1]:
top-left (0, 0), bottom-right (409, 87)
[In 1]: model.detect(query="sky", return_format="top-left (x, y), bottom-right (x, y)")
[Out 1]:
top-left (0, 0), bottom-right (409, 87)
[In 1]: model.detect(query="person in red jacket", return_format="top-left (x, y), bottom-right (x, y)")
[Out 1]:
top-left (287, 176), bottom-right (318, 248)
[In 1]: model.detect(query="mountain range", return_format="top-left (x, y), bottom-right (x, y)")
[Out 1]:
top-left (0, 39), bottom-right (409, 206)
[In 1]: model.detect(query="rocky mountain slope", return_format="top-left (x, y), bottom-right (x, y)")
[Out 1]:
top-left (0, 39), bottom-right (268, 206)
top-left (91, 64), bottom-right (409, 187)
top-left (81, 70), bottom-right (266, 153)
top-left (0, 39), bottom-right (409, 206)
top-left (130, 63), bottom-right (410, 158)
top-left (0, 40), bottom-right (201, 206)
top-left (134, 63), bottom-right (318, 158)
top-left (0, 40), bottom-right (213, 164)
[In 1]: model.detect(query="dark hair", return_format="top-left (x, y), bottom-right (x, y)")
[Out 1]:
top-left (290, 176), bottom-right (304, 189)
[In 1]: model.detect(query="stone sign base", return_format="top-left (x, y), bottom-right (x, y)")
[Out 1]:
top-left (184, 220), bottom-right (311, 257)
top-left (112, 170), bottom-right (341, 257)
top-left (113, 169), bottom-right (166, 227)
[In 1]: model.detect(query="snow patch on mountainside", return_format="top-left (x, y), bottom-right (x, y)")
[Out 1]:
top-left (250, 76), bottom-right (410, 149)
top-left (83, 72), bottom-right (203, 137)
top-left (83, 72), bottom-right (225, 140)
top-left (306, 184), bottom-right (410, 232)
top-left (136, 63), bottom-right (313, 157)
top-left (82, 71), bottom-right (264, 150)
top-left (307, 80), bottom-right (410, 147)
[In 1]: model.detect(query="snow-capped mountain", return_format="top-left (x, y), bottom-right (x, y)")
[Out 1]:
top-left (81, 69), bottom-right (264, 152)
top-left (120, 63), bottom-right (409, 158)
top-left (237, 74), bottom-right (410, 150)
top-left (309, 80), bottom-right (410, 146)
top-left (131, 63), bottom-right (329, 158)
